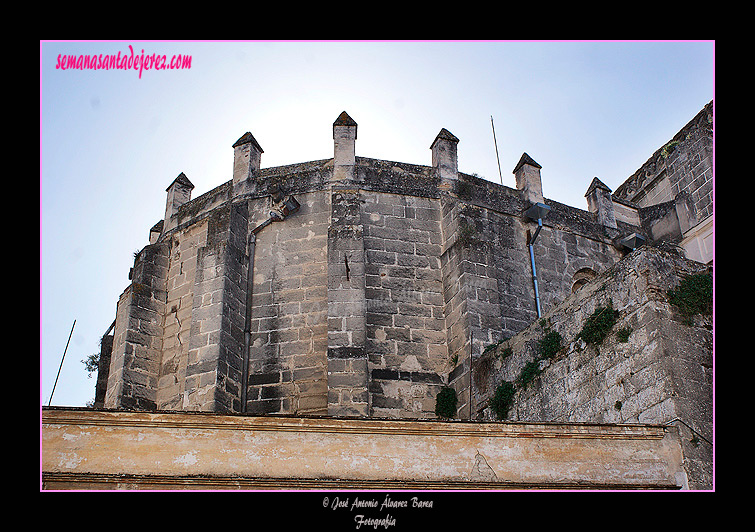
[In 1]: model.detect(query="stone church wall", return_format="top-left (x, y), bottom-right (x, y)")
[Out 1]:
top-left (101, 110), bottom-right (708, 424)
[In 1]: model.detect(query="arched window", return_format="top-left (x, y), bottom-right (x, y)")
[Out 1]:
top-left (571, 268), bottom-right (597, 293)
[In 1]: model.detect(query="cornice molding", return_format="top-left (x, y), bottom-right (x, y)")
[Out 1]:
top-left (42, 407), bottom-right (668, 441)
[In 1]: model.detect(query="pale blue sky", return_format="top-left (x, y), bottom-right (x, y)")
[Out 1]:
top-left (40, 40), bottom-right (714, 407)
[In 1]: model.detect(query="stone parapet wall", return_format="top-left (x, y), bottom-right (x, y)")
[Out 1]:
top-left (42, 408), bottom-right (686, 490)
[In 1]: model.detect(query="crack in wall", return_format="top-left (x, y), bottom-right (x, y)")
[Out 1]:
top-left (172, 304), bottom-right (183, 349)
top-left (469, 451), bottom-right (498, 482)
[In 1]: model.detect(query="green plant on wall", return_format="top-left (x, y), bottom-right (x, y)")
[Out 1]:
top-left (482, 336), bottom-right (514, 360)
top-left (538, 330), bottom-right (562, 359)
top-left (578, 301), bottom-right (619, 345)
top-left (661, 139), bottom-right (681, 158)
top-left (82, 351), bottom-right (99, 377)
top-left (435, 387), bottom-right (458, 419)
top-left (483, 338), bottom-right (505, 355)
top-left (486, 327), bottom-right (558, 419)
top-left (517, 360), bottom-right (542, 388)
top-left (490, 381), bottom-right (516, 420)
top-left (483, 271), bottom-right (710, 421)
top-left (667, 272), bottom-right (713, 323)
top-left (456, 180), bottom-right (473, 199)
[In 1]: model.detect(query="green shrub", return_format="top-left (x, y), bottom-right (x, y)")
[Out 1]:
top-left (538, 330), bottom-right (562, 359)
top-left (616, 327), bottom-right (632, 342)
top-left (483, 339), bottom-right (505, 355)
top-left (490, 381), bottom-right (516, 420)
top-left (435, 387), bottom-right (458, 419)
top-left (667, 272), bottom-right (713, 320)
top-left (517, 360), bottom-right (542, 388)
top-left (578, 302), bottom-right (619, 345)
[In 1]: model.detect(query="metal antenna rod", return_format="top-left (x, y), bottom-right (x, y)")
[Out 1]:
top-left (48, 319), bottom-right (76, 406)
top-left (491, 116), bottom-right (503, 185)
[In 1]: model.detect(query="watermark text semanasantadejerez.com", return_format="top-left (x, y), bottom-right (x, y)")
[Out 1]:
top-left (55, 44), bottom-right (192, 79)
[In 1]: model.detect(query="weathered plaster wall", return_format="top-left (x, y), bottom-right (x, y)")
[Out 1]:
top-left (42, 408), bottom-right (686, 490)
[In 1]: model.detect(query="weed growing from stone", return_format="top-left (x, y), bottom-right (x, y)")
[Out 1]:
top-left (517, 360), bottom-right (542, 388)
top-left (578, 301), bottom-right (619, 345)
top-left (667, 272), bottom-right (713, 323)
top-left (487, 328), bottom-right (558, 419)
top-left (490, 381), bottom-right (516, 420)
top-left (616, 327), bottom-right (632, 342)
top-left (538, 330), bottom-right (562, 359)
top-left (434, 387), bottom-right (458, 419)
top-left (483, 339), bottom-right (506, 355)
